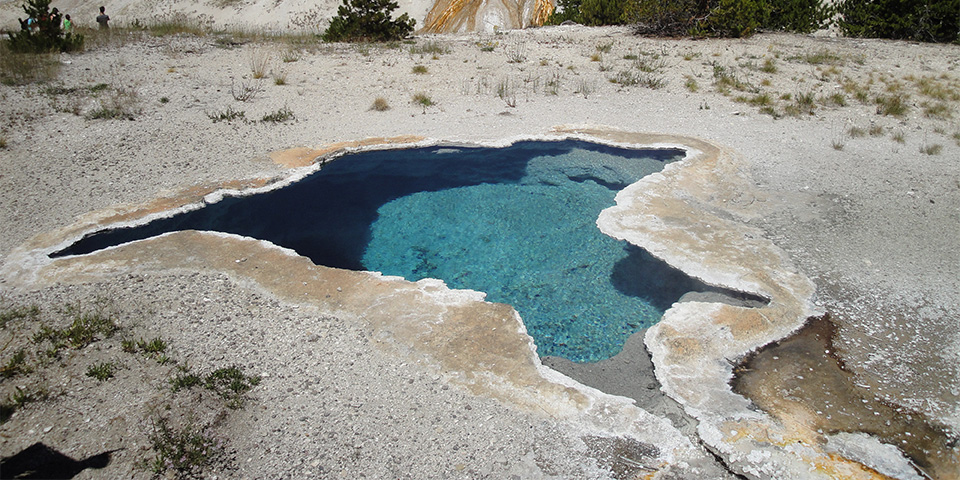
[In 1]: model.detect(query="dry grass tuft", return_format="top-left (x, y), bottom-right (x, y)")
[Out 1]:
top-left (370, 97), bottom-right (390, 111)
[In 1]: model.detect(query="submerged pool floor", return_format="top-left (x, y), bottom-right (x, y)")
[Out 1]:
top-left (57, 140), bottom-right (716, 362)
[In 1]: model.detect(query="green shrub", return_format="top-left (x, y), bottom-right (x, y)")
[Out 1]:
top-left (630, 0), bottom-right (703, 36)
top-left (836, 0), bottom-right (959, 43)
top-left (581, 0), bottom-right (631, 25)
top-left (632, 0), bottom-right (834, 37)
top-left (6, 0), bottom-right (83, 53)
top-left (321, 0), bottom-right (415, 42)
top-left (766, 0), bottom-right (834, 33)
top-left (545, 0), bottom-right (583, 24)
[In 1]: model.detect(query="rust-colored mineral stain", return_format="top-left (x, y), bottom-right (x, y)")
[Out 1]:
top-left (732, 315), bottom-right (960, 480)
top-left (420, 0), bottom-right (553, 33)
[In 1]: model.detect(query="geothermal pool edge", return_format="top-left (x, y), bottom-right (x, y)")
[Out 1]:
top-left (0, 126), bottom-right (922, 479)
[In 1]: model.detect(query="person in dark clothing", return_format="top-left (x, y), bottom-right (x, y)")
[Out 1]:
top-left (96, 6), bottom-right (109, 29)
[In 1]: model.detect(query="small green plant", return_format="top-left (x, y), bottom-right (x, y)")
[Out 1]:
top-left (32, 304), bottom-right (118, 352)
top-left (800, 49), bottom-right (844, 65)
top-left (477, 40), bottom-right (497, 52)
top-left (274, 70), bottom-right (288, 85)
top-left (892, 130), bottom-right (906, 143)
top-left (86, 361), bottom-right (116, 381)
top-left (137, 337), bottom-right (167, 354)
top-left (204, 366), bottom-right (261, 409)
top-left (1, 386), bottom-right (49, 423)
top-left (87, 88), bottom-right (140, 120)
top-left (785, 91), bottom-right (816, 116)
top-left (1, 349), bottom-right (30, 379)
top-left (0, 305), bottom-right (40, 328)
top-left (170, 366), bottom-right (202, 391)
top-left (611, 70), bottom-right (639, 87)
top-left (146, 415), bottom-right (222, 477)
top-left (207, 107), bottom-right (246, 123)
top-left (159, 96), bottom-right (170, 104)
top-left (144, 13), bottom-right (208, 37)
top-left (495, 78), bottom-right (517, 107)
top-left (633, 56), bottom-right (666, 73)
top-left (760, 57), bottom-right (777, 73)
top-left (847, 126), bottom-right (866, 138)
top-left (920, 143), bottom-right (943, 155)
top-left (922, 102), bottom-right (952, 119)
top-left (545, 70), bottom-right (561, 95)
top-left (321, 0), bottom-right (415, 43)
top-left (409, 40), bottom-right (447, 55)
top-left (261, 107), bottom-right (295, 123)
top-left (411, 64), bottom-right (428, 74)
top-left (0, 135), bottom-right (7, 149)
top-left (824, 93), bottom-right (847, 107)
top-left (370, 97), bottom-right (390, 111)
top-left (869, 124), bottom-right (885, 136)
top-left (759, 105), bottom-right (780, 118)
top-left (711, 63), bottom-right (752, 94)
top-left (875, 94), bottom-right (908, 116)
top-left (170, 365), bottom-right (260, 409)
top-left (412, 92), bottom-right (434, 107)
top-left (638, 72), bottom-right (666, 89)
top-left (744, 92), bottom-right (773, 106)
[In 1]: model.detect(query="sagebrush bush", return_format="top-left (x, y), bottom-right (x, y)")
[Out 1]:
top-left (836, 0), bottom-right (959, 43)
top-left (321, 0), bottom-right (415, 42)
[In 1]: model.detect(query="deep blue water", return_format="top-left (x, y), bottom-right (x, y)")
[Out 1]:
top-left (55, 140), bottom-right (721, 362)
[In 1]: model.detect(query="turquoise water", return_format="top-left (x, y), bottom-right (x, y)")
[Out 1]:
top-left (54, 140), bottom-right (713, 362)
top-left (360, 145), bottom-right (687, 361)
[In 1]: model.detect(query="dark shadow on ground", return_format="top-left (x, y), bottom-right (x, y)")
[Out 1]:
top-left (0, 442), bottom-right (115, 479)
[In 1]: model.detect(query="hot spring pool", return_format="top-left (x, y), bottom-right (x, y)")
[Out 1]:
top-left (56, 140), bottom-right (723, 362)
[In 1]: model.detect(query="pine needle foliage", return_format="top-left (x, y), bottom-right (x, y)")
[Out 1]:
top-left (836, 0), bottom-right (960, 43)
top-left (321, 0), bottom-right (415, 43)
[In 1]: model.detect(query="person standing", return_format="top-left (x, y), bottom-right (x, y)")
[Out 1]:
top-left (63, 14), bottom-right (72, 32)
top-left (96, 6), bottom-right (109, 29)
